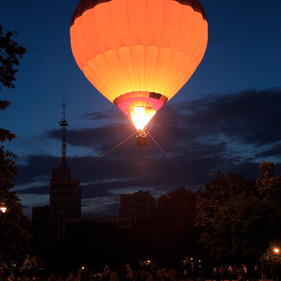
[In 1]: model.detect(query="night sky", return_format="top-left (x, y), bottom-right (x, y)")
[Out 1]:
top-left (1, 0), bottom-right (280, 217)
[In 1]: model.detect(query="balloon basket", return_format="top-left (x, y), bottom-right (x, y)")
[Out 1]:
top-left (136, 130), bottom-right (148, 147)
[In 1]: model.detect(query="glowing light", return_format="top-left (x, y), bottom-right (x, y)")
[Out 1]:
top-left (273, 247), bottom-right (280, 254)
top-left (144, 259), bottom-right (151, 266)
top-left (0, 206), bottom-right (7, 213)
top-left (130, 106), bottom-right (156, 130)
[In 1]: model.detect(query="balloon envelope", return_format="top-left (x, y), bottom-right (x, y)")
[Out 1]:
top-left (70, 0), bottom-right (208, 129)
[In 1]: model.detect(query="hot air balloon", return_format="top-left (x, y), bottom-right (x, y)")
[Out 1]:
top-left (70, 0), bottom-right (208, 145)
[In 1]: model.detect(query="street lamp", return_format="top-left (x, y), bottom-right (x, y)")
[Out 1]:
top-left (0, 203), bottom-right (7, 281)
top-left (271, 246), bottom-right (281, 281)
top-left (0, 206), bottom-right (7, 214)
top-left (273, 247), bottom-right (280, 254)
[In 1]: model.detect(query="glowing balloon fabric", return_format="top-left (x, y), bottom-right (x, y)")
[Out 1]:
top-left (70, 0), bottom-right (208, 129)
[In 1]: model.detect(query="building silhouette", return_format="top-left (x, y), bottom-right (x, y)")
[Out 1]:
top-left (119, 191), bottom-right (156, 223)
top-left (49, 159), bottom-right (80, 240)
top-left (49, 103), bottom-right (80, 240)
top-left (32, 104), bottom-right (81, 241)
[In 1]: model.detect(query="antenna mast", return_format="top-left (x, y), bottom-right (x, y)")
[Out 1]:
top-left (59, 102), bottom-right (68, 168)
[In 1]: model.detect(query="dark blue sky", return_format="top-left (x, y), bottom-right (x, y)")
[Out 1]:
top-left (1, 0), bottom-right (281, 217)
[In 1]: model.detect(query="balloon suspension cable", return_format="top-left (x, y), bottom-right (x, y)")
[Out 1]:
top-left (147, 131), bottom-right (191, 185)
top-left (74, 131), bottom-right (137, 173)
top-left (146, 118), bottom-right (154, 132)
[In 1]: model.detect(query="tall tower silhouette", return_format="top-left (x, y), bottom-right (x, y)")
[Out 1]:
top-left (59, 102), bottom-right (68, 169)
top-left (49, 103), bottom-right (81, 240)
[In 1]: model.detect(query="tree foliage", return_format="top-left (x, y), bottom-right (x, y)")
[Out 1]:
top-left (0, 25), bottom-right (30, 265)
top-left (154, 187), bottom-right (198, 260)
top-left (196, 164), bottom-right (281, 264)
top-left (0, 25), bottom-right (25, 142)
top-left (0, 25), bottom-right (25, 89)
top-left (257, 162), bottom-right (281, 200)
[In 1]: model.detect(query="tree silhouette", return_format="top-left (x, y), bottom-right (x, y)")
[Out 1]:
top-left (257, 162), bottom-right (281, 200)
top-left (196, 166), bottom-right (281, 264)
top-left (0, 25), bottom-right (25, 89)
top-left (0, 25), bottom-right (30, 266)
top-left (197, 172), bottom-right (258, 264)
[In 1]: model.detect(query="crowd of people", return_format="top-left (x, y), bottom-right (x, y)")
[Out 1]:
top-left (3, 262), bottom-right (280, 281)
top-left (211, 265), bottom-right (261, 281)
top-left (10, 266), bottom-right (177, 281)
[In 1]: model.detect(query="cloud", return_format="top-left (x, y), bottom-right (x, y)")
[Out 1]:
top-left (16, 185), bottom-right (49, 195)
top-left (82, 196), bottom-right (119, 217)
top-left (46, 124), bottom-right (134, 152)
top-left (81, 110), bottom-right (126, 121)
top-left (46, 87), bottom-right (281, 152)
top-left (173, 87), bottom-right (281, 146)
top-left (15, 87), bottom-right (281, 216)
